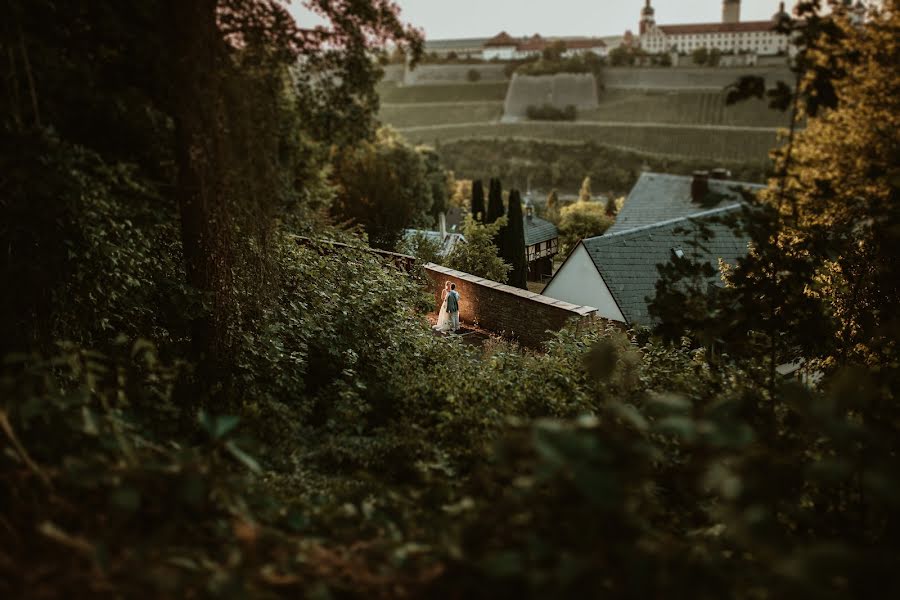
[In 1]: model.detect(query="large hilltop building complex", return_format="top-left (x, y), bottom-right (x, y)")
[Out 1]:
top-left (420, 1), bottom-right (867, 63)
top-left (637, 0), bottom-right (792, 56)
top-left (424, 33), bottom-right (611, 61)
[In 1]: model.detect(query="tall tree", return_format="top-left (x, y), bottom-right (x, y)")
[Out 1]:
top-left (486, 178), bottom-right (505, 223)
top-left (504, 189), bottom-right (528, 289)
top-left (331, 127), bottom-right (434, 250)
top-left (651, 2), bottom-right (900, 378)
top-left (164, 0), bottom-right (422, 377)
top-left (471, 179), bottom-right (485, 221)
top-left (486, 178), bottom-right (507, 259)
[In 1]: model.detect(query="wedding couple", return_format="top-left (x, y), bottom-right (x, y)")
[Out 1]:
top-left (435, 281), bottom-right (461, 333)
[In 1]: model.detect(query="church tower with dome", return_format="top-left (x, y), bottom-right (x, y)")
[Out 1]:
top-left (639, 0), bottom-right (656, 35)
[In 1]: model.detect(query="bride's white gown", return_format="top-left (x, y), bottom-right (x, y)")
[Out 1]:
top-left (435, 296), bottom-right (451, 332)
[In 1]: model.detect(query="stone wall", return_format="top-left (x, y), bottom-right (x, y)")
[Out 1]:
top-left (424, 264), bottom-right (598, 348)
top-left (503, 73), bottom-right (599, 120)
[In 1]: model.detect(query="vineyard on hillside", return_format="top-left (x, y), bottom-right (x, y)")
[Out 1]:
top-left (400, 122), bottom-right (779, 162)
top-left (434, 138), bottom-right (769, 197)
top-left (379, 102), bottom-right (503, 128)
top-left (377, 81), bottom-right (510, 103)
top-left (581, 89), bottom-right (791, 128)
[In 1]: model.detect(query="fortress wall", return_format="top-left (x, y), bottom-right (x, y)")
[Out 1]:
top-left (424, 264), bottom-right (598, 348)
top-left (503, 73), bottom-right (599, 119)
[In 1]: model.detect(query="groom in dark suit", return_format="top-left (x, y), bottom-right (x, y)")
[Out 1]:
top-left (446, 283), bottom-right (460, 332)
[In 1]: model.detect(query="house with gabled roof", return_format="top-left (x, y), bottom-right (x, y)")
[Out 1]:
top-left (541, 204), bottom-right (749, 326)
top-left (523, 203), bottom-right (559, 282)
top-left (608, 170), bottom-right (764, 235)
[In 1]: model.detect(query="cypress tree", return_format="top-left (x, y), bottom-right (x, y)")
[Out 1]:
top-left (487, 178), bottom-right (507, 256)
top-left (504, 189), bottom-right (528, 289)
top-left (486, 178), bottom-right (505, 223)
top-left (471, 179), bottom-right (485, 221)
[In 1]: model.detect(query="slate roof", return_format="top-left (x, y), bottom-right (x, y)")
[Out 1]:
top-left (403, 229), bottom-right (466, 257)
top-left (581, 205), bottom-right (748, 326)
top-left (607, 172), bottom-right (764, 235)
top-left (523, 215), bottom-right (558, 247)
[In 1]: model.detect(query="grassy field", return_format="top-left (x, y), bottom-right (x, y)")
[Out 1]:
top-left (581, 89), bottom-right (790, 128)
top-left (377, 81), bottom-right (510, 103)
top-left (400, 122), bottom-right (778, 162)
top-left (379, 102), bottom-right (503, 128)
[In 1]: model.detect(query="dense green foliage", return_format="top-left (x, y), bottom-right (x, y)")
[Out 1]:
top-left (331, 127), bottom-right (448, 250)
top-left (558, 200), bottom-right (613, 255)
top-left (514, 51), bottom-right (604, 77)
top-left (2, 1), bottom-right (899, 598)
top-left (445, 215), bottom-right (511, 283)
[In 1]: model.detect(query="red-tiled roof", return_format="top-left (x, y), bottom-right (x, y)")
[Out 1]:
top-left (517, 34), bottom-right (546, 51)
top-left (485, 31), bottom-right (518, 47)
top-left (565, 38), bottom-right (608, 49)
top-left (657, 20), bottom-right (778, 35)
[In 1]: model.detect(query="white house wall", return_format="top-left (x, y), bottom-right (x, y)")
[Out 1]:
top-left (542, 243), bottom-right (626, 323)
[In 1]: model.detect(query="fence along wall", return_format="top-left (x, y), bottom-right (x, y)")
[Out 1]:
top-left (424, 264), bottom-right (598, 348)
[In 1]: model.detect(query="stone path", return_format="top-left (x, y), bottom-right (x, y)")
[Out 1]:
top-left (427, 314), bottom-right (493, 346)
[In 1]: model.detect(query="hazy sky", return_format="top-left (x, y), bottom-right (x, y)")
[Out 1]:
top-left (287, 1), bottom-right (790, 40)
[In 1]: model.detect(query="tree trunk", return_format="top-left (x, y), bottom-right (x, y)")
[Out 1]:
top-left (169, 0), bottom-right (228, 376)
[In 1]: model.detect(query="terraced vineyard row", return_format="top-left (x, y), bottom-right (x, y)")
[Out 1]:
top-left (376, 81), bottom-right (510, 103)
top-left (398, 122), bottom-right (778, 162)
top-left (580, 89), bottom-right (790, 128)
top-left (378, 102), bottom-right (503, 128)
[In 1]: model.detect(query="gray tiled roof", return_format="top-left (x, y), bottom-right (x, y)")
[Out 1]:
top-left (582, 205), bottom-right (748, 326)
top-left (523, 215), bottom-right (558, 246)
top-left (607, 172), bottom-right (764, 235)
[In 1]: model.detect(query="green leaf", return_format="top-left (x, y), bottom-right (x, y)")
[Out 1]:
top-left (225, 440), bottom-right (261, 473)
top-left (198, 411), bottom-right (240, 440)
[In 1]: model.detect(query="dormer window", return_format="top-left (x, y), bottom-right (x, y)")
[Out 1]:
top-left (672, 247), bottom-right (685, 259)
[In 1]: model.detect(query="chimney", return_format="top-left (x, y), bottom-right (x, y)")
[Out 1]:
top-left (525, 201), bottom-right (534, 222)
top-left (691, 171), bottom-right (710, 203)
top-left (439, 212), bottom-right (447, 241)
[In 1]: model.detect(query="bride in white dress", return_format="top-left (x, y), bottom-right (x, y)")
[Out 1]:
top-left (434, 281), bottom-right (452, 332)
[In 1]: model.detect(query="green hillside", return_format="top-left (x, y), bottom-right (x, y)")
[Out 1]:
top-left (435, 138), bottom-right (769, 197)
top-left (377, 81), bottom-right (510, 103)
top-left (581, 89), bottom-right (791, 128)
top-left (400, 122), bottom-right (778, 163)
top-left (378, 102), bottom-right (503, 128)
top-left (376, 78), bottom-right (784, 193)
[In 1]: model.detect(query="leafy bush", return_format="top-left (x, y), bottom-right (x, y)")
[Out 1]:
top-left (445, 215), bottom-right (511, 283)
top-left (525, 104), bottom-right (577, 121)
top-left (516, 53), bottom-right (604, 77)
top-left (558, 200), bottom-right (614, 254)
